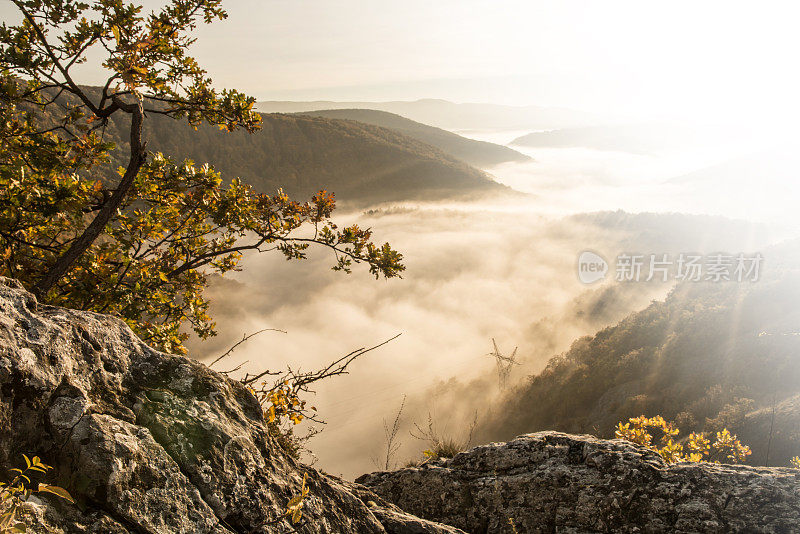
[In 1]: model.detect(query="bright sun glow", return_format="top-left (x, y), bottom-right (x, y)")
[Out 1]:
top-left (4, 0), bottom-right (799, 124)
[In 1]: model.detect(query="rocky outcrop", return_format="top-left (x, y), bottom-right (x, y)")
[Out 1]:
top-left (0, 278), bottom-right (462, 534)
top-left (7, 273), bottom-right (799, 534)
top-left (358, 431), bottom-right (800, 534)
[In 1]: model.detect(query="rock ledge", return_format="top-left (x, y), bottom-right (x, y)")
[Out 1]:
top-left (358, 431), bottom-right (800, 533)
top-left (0, 278), bottom-right (461, 533)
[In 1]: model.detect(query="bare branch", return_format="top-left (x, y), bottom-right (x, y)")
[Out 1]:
top-left (380, 395), bottom-right (406, 470)
top-left (287, 333), bottom-right (402, 390)
top-left (209, 328), bottom-right (287, 368)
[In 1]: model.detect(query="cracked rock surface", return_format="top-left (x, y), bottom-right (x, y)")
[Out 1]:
top-left (0, 278), bottom-right (462, 534)
top-left (358, 431), bottom-right (800, 533)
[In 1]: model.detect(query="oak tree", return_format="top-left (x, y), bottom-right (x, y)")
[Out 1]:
top-left (0, 0), bottom-right (404, 353)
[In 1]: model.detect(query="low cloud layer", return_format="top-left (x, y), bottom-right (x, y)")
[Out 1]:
top-left (185, 200), bottom-right (775, 478)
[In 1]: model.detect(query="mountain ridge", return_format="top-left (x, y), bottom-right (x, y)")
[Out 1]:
top-left (31, 85), bottom-right (516, 205)
top-left (257, 99), bottom-right (597, 131)
top-left (94, 107), bottom-right (514, 204)
top-left (295, 108), bottom-right (531, 167)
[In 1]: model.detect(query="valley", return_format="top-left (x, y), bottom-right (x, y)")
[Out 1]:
top-left (180, 108), bottom-right (797, 476)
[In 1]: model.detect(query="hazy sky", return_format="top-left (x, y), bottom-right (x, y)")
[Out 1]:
top-left (3, 0), bottom-right (800, 120)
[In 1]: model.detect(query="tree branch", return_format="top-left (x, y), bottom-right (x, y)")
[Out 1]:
top-left (209, 328), bottom-right (287, 368)
top-left (11, 0), bottom-right (102, 116)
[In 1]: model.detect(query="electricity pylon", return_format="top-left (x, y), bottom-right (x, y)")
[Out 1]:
top-left (488, 338), bottom-right (519, 390)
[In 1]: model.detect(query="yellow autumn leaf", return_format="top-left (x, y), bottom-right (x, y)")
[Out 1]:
top-left (291, 508), bottom-right (302, 524)
top-left (37, 484), bottom-right (75, 504)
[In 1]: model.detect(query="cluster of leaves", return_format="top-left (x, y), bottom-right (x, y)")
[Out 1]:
top-left (252, 380), bottom-right (310, 426)
top-left (1, 0), bottom-right (260, 129)
top-left (615, 415), bottom-right (751, 464)
top-left (259, 471), bottom-right (309, 529)
top-left (1, 455), bottom-right (73, 533)
top-left (284, 473), bottom-right (309, 525)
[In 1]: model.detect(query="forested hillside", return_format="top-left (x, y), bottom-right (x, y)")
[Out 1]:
top-left (478, 239), bottom-right (800, 467)
top-left (82, 90), bottom-right (509, 203)
top-left (296, 109), bottom-right (530, 167)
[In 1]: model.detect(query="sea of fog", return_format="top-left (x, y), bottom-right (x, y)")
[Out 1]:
top-left (463, 128), bottom-right (800, 228)
top-left (186, 126), bottom-right (799, 478)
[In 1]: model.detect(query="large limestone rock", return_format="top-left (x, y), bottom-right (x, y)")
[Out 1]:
top-left (0, 278), bottom-right (462, 534)
top-left (358, 431), bottom-right (800, 533)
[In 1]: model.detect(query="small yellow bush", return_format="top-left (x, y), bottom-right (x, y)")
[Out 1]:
top-left (615, 415), bottom-right (751, 464)
top-left (284, 473), bottom-right (309, 525)
top-left (250, 381), bottom-right (308, 426)
top-left (1, 455), bottom-right (73, 533)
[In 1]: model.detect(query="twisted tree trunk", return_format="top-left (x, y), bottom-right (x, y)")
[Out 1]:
top-left (34, 97), bottom-right (146, 298)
